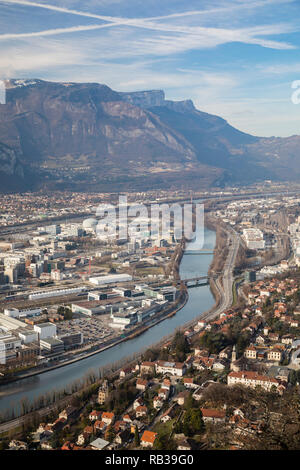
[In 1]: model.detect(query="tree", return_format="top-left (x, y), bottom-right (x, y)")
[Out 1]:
top-left (184, 392), bottom-right (195, 411)
top-left (171, 330), bottom-right (190, 361)
top-left (134, 426), bottom-right (140, 447)
top-left (0, 439), bottom-right (9, 450)
top-left (182, 408), bottom-right (204, 437)
top-left (49, 431), bottom-right (62, 449)
top-left (105, 425), bottom-right (115, 443)
top-left (154, 434), bottom-right (169, 450)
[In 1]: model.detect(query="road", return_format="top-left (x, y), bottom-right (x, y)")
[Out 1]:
top-left (200, 225), bottom-right (240, 322)
top-left (0, 396), bottom-right (72, 434)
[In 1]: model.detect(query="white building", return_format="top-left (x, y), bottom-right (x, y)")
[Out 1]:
top-left (18, 330), bottom-right (39, 344)
top-left (4, 307), bottom-right (41, 319)
top-left (228, 371), bottom-right (280, 392)
top-left (34, 322), bottom-right (57, 340)
top-left (29, 286), bottom-right (87, 300)
top-left (242, 228), bottom-right (265, 250)
top-left (89, 274), bottom-right (132, 286)
top-left (155, 360), bottom-right (186, 377)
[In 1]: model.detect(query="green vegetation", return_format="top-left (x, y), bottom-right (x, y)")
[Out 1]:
top-left (57, 306), bottom-right (73, 320)
top-left (170, 330), bottom-right (190, 362)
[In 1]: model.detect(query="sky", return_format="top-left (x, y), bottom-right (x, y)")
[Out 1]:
top-left (0, 0), bottom-right (300, 137)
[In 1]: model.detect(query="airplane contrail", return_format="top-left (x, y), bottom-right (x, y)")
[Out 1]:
top-left (0, 23), bottom-right (117, 40)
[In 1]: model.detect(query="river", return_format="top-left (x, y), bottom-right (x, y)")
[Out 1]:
top-left (0, 228), bottom-right (216, 417)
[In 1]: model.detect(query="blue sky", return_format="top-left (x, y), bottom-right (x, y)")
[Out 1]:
top-left (0, 0), bottom-right (300, 137)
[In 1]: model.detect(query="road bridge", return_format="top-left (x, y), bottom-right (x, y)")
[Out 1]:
top-left (183, 250), bottom-right (214, 255)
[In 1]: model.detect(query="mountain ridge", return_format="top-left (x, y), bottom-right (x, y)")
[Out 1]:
top-left (0, 79), bottom-right (299, 192)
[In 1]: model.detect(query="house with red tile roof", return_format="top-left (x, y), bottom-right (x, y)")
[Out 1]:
top-left (136, 378), bottom-right (149, 391)
top-left (89, 410), bottom-right (102, 421)
top-left (228, 370), bottom-right (280, 392)
top-left (141, 430), bottom-right (157, 448)
top-left (158, 388), bottom-right (169, 400)
top-left (183, 377), bottom-right (198, 389)
top-left (94, 420), bottom-right (107, 433)
top-left (153, 396), bottom-right (164, 409)
top-left (201, 408), bottom-right (226, 424)
top-left (101, 412), bottom-right (115, 425)
top-left (136, 405), bottom-right (147, 418)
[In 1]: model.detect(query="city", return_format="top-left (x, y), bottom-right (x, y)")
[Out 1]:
top-left (1, 0), bottom-right (300, 460)
top-left (0, 183), bottom-right (300, 451)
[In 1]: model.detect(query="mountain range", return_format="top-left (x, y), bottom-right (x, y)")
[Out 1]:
top-left (0, 78), bottom-right (299, 193)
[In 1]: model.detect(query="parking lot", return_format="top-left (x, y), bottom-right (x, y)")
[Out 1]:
top-left (57, 314), bottom-right (117, 344)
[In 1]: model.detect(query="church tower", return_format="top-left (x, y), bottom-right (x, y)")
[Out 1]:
top-left (230, 345), bottom-right (237, 370)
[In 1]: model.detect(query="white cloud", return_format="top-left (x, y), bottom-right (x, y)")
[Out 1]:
top-left (0, 0), bottom-right (297, 51)
top-left (0, 0), bottom-right (298, 136)
top-left (0, 40), bottom-right (85, 76)
top-left (260, 63), bottom-right (300, 74)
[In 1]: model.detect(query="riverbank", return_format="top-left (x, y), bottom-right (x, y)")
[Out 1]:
top-left (0, 285), bottom-right (189, 386)
top-left (0, 227), bottom-right (217, 425)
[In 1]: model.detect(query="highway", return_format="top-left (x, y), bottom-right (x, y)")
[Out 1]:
top-left (198, 225), bottom-right (240, 322)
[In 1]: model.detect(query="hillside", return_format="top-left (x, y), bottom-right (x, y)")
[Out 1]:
top-left (0, 79), bottom-right (298, 192)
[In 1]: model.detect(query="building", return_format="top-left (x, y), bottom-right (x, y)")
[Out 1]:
top-left (58, 332), bottom-right (83, 349)
top-left (140, 361), bottom-right (155, 375)
top-left (89, 437), bottom-right (110, 450)
top-left (244, 271), bottom-right (256, 283)
top-left (242, 228), bottom-right (265, 250)
top-left (29, 286), bottom-right (87, 301)
top-left (34, 322), bottom-right (57, 340)
top-left (101, 412), bottom-right (114, 425)
top-left (89, 410), bottom-right (102, 422)
top-left (4, 307), bottom-right (41, 319)
top-left (228, 371), bottom-right (280, 392)
top-left (136, 405), bottom-right (147, 418)
top-left (59, 406), bottom-right (77, 422)
top-left (18, 329), bottom-right (39, 344)
top-left (0, 334), bottom-right (22, 359)
top-left (244, 345), bottom-right (257, 359)
top-left (136, 378), bottom-right (148, 391)
top-left (267, 349), bottom-right (283, 362)
top-left (183, 378), bottom-right (198, 389)
top-left (98, 380), bottom-right (109, 405)
top-left (201, 408), bottom-right (226, 424)
top-left (141, 430), bottom-right (157, 448)
top-left (89, 274), bottom-right (132, 286)
top-left (40, 337), bottom-right (64, 355)
top-left (155, 360), bottom-right (186, 376)
top-left (72, 300), bottom-right (109, 316)
top-left (16, 344), bottom-right (39, 364)
top-left (44, 224), bottom-right (61, 236)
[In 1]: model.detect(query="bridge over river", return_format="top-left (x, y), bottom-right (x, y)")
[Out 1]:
top-left (183, 249), bottom-right (214, 255)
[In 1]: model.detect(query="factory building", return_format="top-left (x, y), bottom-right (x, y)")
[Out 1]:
top-left (29, 286), bottom-right (87, 300)
top-left (0, 313), bottom-right (28, 332)
top-left (40, 337), bottom-right (64, 355)
top-left (34, 322), bottom-right (57, 340)
top-left (4, 307), bottom-right (41, 319)
top-left (58, 332), bottom-right (83, 349)
top-left (71, 301), bottom-right (106, 316)
top-left (18, 330), bottom-right (39, 344)
top-left (89, 274), bottom-right (132, 286)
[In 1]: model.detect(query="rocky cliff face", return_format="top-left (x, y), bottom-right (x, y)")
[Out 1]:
top-left (119, 90), bottom-right (165, 108)
top-left (0, 79), bottom-right (299, 192)
top-left (0, 79), bottom-right (222, 192)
